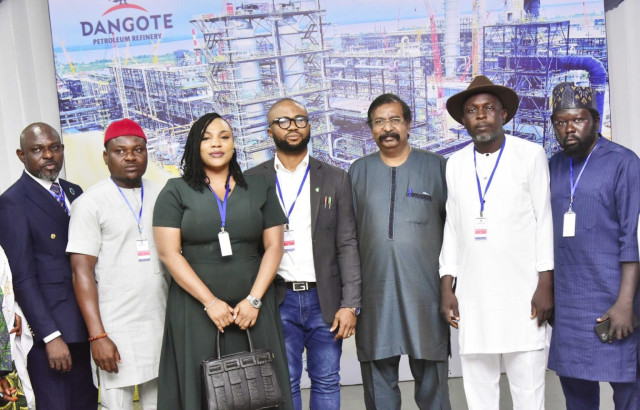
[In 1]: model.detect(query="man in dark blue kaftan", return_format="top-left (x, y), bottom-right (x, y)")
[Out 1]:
top-left (548, 82), bottom-right (640, 409)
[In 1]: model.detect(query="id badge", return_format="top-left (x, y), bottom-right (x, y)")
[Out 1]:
top-left (283, 229), bottom-right (295, 252)
top-left (474, 217), bottom-right (488, 240)
top-left (136, 240), bottom-right (151, 262)
top-left (563, 211), bottom-right (576, 237)
top-left (218, 230), bottom-right (233, 256)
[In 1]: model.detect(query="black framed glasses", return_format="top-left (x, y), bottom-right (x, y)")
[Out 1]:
top-left (269, 116), bottom-right (309, 129)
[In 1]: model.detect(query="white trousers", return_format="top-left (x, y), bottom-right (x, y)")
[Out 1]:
top-left (460, 349), bottom-right (547, 410)
top-left (100, 378), bottom-right (158, 410)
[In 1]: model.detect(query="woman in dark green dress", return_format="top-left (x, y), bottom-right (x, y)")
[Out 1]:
top-left (153, 113), bottom-right (292, 409)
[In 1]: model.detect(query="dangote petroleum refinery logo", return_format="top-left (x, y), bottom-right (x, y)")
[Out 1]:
top-left (80, 1), bottom-right (173, 45)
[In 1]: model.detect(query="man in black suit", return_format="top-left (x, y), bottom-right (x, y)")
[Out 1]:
top-left (246, 99), bottom-right (361, 410)
top-left (0, 123), bottom-right (97, 409)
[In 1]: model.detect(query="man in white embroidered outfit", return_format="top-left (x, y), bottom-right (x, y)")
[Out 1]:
top-left (67, 119), bottom-right (168, 410)
top-left (439, 76), bottom-right (554, 410)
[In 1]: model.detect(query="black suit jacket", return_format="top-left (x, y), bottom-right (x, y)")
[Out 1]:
top-left (246, 156), bottom-right (361, 323)
top-left (0, 172), bottom-right (87, 343)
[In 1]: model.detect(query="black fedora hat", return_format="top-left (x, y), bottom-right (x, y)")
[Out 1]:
top-left (446, 75), bottom-right (520, 125)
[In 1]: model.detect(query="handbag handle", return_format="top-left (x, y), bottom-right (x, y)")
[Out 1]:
top-left (215, 327), bottom-right (255, 359)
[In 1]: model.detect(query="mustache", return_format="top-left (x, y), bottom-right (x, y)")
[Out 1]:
top-left (378, 131), bottom-right (400, 141)
top-left (561, 134), bottom-right (579, 144)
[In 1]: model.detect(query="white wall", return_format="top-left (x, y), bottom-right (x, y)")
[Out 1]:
top-left (605, 0), bottom-right (640, 155)
top-left (0, 0), bottom-right (62, 192)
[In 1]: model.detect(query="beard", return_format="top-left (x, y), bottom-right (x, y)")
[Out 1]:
top-left (37, 164), bottom-right (61, 182)
top-left (560, 124), bottom-right (599, 157)
top-left (469, 128), bottom-right (502, 144)
top-left (112, 175), bottom-right (144, 188)
top-left (472, 133), bottom-right (494, 143)
top-left (273, 132), bottom-right (311, 153)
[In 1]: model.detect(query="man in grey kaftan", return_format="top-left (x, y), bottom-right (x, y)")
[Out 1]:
top-left (349, 93), bottom-right (450, 410)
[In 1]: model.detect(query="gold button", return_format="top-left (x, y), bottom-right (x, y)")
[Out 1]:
top-left (51, 234), bottom-right (56, 239)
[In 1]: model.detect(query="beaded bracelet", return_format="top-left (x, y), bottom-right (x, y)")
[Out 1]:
top-left (89, 332), bottom-right (108, 342)
top-left (204, 297), bottom-right (218, 311)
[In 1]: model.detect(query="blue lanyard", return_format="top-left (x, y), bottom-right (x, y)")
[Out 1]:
top-left (473, 137), bottom-right (506, 217)
top-left (208, 172), bottom-right (232, 231)
top-left (275, 163), bottom-right (310, 224)
top-left (112, 179), bottom-right (144, 234)
top-left (569, 138), bottom-right (599, 210)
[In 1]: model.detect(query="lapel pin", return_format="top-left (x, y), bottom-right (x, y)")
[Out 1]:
top-left (315, 187), bottom-right (319, 192)
top-left (51, 234), bottom-right (56, 239)
top-left (69, 188), bottom-right (76, 195)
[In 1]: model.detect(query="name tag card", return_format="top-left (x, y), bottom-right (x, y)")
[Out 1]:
top-left (136, 240), bottom-right (151, 262)
top-left (474, 218), bottom-right (488, 240)
top-left (219, 231), bottom-right (233, 256)
top-left (563, 211), bottom-right (576, 237)
top-left (283, 229), bottom-right (295, 252)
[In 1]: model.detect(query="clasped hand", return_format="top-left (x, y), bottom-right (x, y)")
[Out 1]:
top-left (206, 299), bottom-right (259, 332)
top-left (0, 377), bottom-right (17, 403)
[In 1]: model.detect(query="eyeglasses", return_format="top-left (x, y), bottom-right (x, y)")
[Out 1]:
top-left (372, 117), bottom-right (405, 128)
top-left (269, 116), bottom-right (309, 129)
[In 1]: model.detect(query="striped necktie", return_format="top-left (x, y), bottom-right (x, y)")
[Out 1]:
top-left (50, 182), bottom-right (69, 215)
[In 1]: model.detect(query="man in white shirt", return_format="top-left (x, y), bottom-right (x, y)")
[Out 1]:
top-left (246, 98), bottom-right (361, 410)
top-left (439, 76), bottom-right (554, 409)
top-left (67, 119), bottom-right (168, 410)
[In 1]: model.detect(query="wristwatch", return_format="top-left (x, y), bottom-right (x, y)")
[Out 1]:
top-left (246, 295), bottom-right (262, 309)
top-left (347, 307), bottom-right (360, 317)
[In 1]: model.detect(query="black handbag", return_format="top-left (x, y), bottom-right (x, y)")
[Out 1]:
top-left (201, 327), bottom-right (283, 409)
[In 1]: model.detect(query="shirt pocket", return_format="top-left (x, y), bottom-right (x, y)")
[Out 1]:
top-left (407, 191), bottom-right (432, 201)
top-left (403, 190), bottom-right (433, 224)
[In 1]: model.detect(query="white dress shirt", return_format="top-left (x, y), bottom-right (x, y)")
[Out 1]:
top-left (274, 153), bottom-right (317, 282)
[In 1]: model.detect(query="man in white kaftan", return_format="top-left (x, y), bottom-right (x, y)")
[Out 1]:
top-left (439, 76), bottom-right (554, 410)
top-left (67, 119), bottom-right (168, 410)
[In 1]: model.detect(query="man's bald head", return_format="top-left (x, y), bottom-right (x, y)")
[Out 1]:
top-left (17, 122), bottom-right (65, 181)
top-left (267, 98), bottom-right (307, 123)
top-left (19, 123), bottom-right (61, 150)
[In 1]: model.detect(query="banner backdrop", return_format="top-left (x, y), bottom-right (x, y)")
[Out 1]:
top-left (46, 0), bottom-right (609, 384)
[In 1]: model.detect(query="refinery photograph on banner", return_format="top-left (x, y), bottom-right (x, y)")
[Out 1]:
top-left (47, 0), bottom-right (610, 188)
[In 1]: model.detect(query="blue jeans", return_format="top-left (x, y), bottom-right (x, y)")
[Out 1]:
top-left (279, 288), bottom-right (342, 410)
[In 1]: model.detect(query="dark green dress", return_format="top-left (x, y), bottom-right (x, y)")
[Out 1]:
top-left (153, 175), bottom-right (292, 410)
